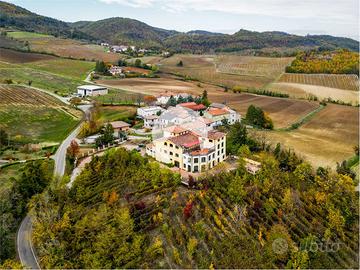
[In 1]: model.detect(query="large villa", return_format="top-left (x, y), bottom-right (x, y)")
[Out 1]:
top-left (139, 100), bottom-right (240, 173)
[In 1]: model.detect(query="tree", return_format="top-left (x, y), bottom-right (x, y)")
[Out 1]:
top-left (67, 140), bottom-right (80, 162)
top-left (134, 59), bottom-right (142, 67)
top-left (226, 122), bottom-right (248, 154)
top-left (246, 105), bottom-right (273, 129)
top-left (95, 123), bottom-right (115, 147)
top-left (177, 60), bottom-right (183, 67)
top-left (0, 129), bottom-right (8, 148)
top-left (95, 61), bottom-right (108, 74)
top-left (117, 59), bottom-right (127, 66)
top-left (201, 90), bottom-right (210, 106)
top-left (28, 80), bottom-right (32, 86)
top-left (144, 95), bottom-right (157, 105)
top-left (166, 95), bottom-right (177, 107)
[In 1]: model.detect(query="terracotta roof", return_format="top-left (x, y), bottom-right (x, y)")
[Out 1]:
top-left (178, 102), bottom-right (207, 111)
top-left (190, 148), bottom-right (214, 156)
top-left (207, 108), bottom-right (228, 116)
top-left (208, 130), bottom-right (226, 140)
top-left (110, 121), bottom-right (131, 129)
top-left (168, 132), bottom-right (200, 148)
top-left (165, 125), bottom-right (187, 134)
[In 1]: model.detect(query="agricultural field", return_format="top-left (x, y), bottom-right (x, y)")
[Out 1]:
top-left (6, 31), bottom-right (53, 39)
top-left (0, 85), bottom-right (81, 143)
top-left (215, 55), bottom-right (293, 79)
top-left (96, 77), bottom-right (320, 128)
top-left (0, 67), bottom-right (83, 95)
top-left (0, 48), bottom-right (56, 63)
top-left (277, 73), bottom-right (359, 91)
top-left (260, 104), bottom-right (359, 168)
top-left (5, 31), bottom-right (123, 62)
top-left (267, 82), bottom-right (359, 105)
top-left (98, 105), bottom-right (137, 122)
top-left (157, 54), bottom-right (273, 88)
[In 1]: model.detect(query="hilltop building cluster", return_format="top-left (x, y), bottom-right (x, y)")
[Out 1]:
top-left (137, 96), bottom-right (240, 173)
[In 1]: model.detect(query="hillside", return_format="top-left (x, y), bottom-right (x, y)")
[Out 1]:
top-left (30, 147), bottom-right (359, 268)
top-left (0, 1), bottom-right (93, 40)
top-left (0, 1), bottom-right (358, 53)
top-left (72, 17), bottom-right (178, 48)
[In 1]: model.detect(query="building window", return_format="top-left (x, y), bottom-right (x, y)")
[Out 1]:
top-left (194, 158), bottom-right (199, 163)
top-left (175, 146), bottom-right (179, 149)
top-left (184, 164), bottom-right (186, 168)
top-left (170, 144), bottom-right (173, 147)
top-left (170, 152), bottom-right (173, 156)
top-left (201, 157), bottom-right (206, 162)
top-left (212, 153), bottom-right (215, 158)
top-left (175, 153), bottom-right (179, 157)
top-left (164, 150), bottom-right (167, 154)
top-left (217, 151), bottom-right (220, 155)
top-left (221, 149), bottom-right (224, 153)
top-left (221, 142), bottom-right (224, 147)
top-left (209, 139), bottom-right (213, 143)
top-left (164, 142), bottom-right (167, 146)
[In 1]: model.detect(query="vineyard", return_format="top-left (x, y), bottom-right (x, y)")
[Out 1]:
top-left (278, 73), bottom-right (359, 91)
top-left (31, 148), bottom-right (359, 268)
top-left (0, 85), bottom-right (80, 142)
top-left (158, 54), bottom-right (272, 88)
top-left (215, 55), bottom-right (293, 79)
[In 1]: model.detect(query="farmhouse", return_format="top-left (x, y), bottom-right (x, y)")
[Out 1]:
top-left (158, 106), bottom-right (197, 128)
top-left (156, 92), bottom-right (192, 105)
top-left (144, 115), bottom-right (159, 129)
top-left (204, 103), bottom-right (240, 126)
top-left (137, 106), bottom-right (164, 118)
top-left (109, 65), bottom-right (123, 76)
top-left (77, 85), bottom-right (108, 97)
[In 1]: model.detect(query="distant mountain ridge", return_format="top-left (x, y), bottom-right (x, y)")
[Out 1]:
top-left (0, 1), bottom-right (358, 53)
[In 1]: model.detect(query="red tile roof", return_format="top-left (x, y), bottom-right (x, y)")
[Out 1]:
top-left (208, 130), bottom-right (226, 140)
top-left (178, 102), bottom-right (207, 111)
top-left (168, 132), bottom-right (200, 148)
top-left (207, 108), bottom-right (228, 116)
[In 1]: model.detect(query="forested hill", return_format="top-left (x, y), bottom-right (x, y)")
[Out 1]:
top-left (0, 1), bottom-right (94, 40)
top-left (0, 0), bottom-right (359, 53)
top-left (71, 17), bottom-right (179, 48)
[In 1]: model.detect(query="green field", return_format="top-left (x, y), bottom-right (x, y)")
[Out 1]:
top-left (0, 106), bottom-right (79, 143)
top-left (23, 58), bottom-right (95, 80)
top-left (98, 105), bottom-right (137, 122)
top-left (7, 31), bottom-right (53, 39)
top-left (0, 67), bottom-right (83, 94)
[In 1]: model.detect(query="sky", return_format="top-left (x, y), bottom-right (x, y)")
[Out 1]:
top-left (4, 0), bottom-right (360, 40)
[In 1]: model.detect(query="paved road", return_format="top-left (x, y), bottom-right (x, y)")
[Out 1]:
top-left (17, 216), bottom-right (40, 269)
top-left (17, 103), bottom-right (92, 269)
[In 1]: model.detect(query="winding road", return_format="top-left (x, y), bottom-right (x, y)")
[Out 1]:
top-left (17, 99), bottom-right (92, 268)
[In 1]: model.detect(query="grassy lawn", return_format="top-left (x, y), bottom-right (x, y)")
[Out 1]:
top-left (0, 67), bottom-right (83, 95)
top-left (7, 31), bottom-right (53, 39)
top-left (0, 106), bottom-right (79, 143)
top-left (98, 105), bottom-right (137, 122)
top-left (24, 58), bottom-right (95, 80)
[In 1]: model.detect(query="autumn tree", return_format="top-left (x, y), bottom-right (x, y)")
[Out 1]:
top-left (66, 140), bottom-right (80, 163)
top-left (144, 95), bottom-right (157, 105)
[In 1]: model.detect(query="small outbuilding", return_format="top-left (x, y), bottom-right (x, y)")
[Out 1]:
top-left (77, 85), bottom-right (108, 97)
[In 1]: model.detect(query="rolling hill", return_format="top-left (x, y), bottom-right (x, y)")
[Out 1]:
top-left (0, 1), bottom-right (93, 40)
top-left (0, 1), bottom-right (358, 53)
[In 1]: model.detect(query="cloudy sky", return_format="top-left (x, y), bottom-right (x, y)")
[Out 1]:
top-left (5, 0), bottom-right (359, 40)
